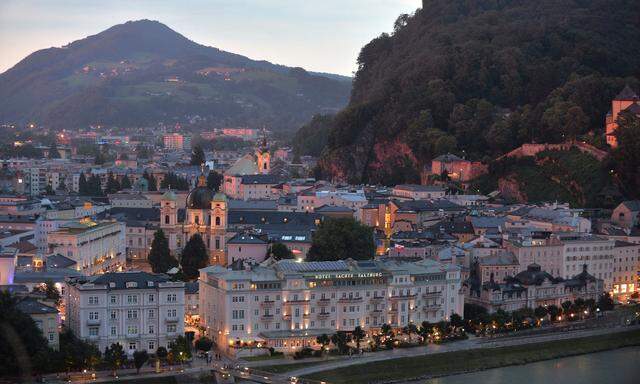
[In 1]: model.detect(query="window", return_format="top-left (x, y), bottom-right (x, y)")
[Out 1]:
top-left (88, 296), bottom-right (99, 305)
top-left (148, 341), bottom-right (155, 350)
top-left (49, 333), bottom-right (55, 341)
top-left (148, 325), bottom-right (155, 334)
top-left (167, 324), bottom-right (177, 333)
top-left (111, 326), bottom-right (117, 336)
top-left (165, 215), bottom-right (170, 224)
top-left (215, 237), bottom-right (220, 249)
top-left (148, 294), bottom-right (155, 303)
top-left (127, 295), bottom-right (138, 304)
top-left (167, 309), bottom-right (177, 318)
top-left (148, 309), bottom-right (155, 318)
top-left (127, 325), bottom-right (138, 335)
top-left (167, 293), bottom-right (177, 303)
top-left (110, 295), bottom-right (117, 304)
top-left (129, 342), bottom-right (137, 351)
top-left (127, 310), bottom-right (138, 319)
top-left (89, 311), bottom-right (99, 320)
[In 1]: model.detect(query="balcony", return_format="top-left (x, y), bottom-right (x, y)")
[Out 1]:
top-left (87, 318), bottom-right (101, 325)
top-left (388, 308), bottom-right (398, 314)
top-left (317, 312), bottom-right (331, 319)
top-left (317, 298), bottom-right (331, 306)
top-left (389, 294), bottom-right (416, 301)
top-left (165, 317), bottom-right (179, 323)
top-left (284, 299), bottom-right (310, 305)
top-left (338, 296), bottom-right (363, 303)
top-left (260, 314), bottom-right (274, 322)
top-left (422, 292), bottom-right (442, 299)
top-left (369, 296), bottom-right (385, 304)
top-left (260, 300), bottom-right (275, 308)
top-left (282, 314), bottom-right (292, 320)
top-left (423, 304), bottom-right (441, 312)
top-left (126, 333), bottom-right (140, 339)
top-left (370, 309), bottom-right (383, 314)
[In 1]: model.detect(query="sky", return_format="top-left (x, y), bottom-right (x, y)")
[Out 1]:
top-left (0, 0), bottom-right (421, 76)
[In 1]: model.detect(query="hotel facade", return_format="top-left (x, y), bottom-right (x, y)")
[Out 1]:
top-left (199, 258), bottom-right (463, 353)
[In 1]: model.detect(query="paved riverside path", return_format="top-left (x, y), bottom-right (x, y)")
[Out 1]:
top-left (283, 324), bottom-right (640, 378)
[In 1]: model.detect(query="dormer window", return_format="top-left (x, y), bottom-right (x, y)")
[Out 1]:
top-left (126, 282), bottom-right (137, 288)
top-left (109, 282), bottom-right (116, 288)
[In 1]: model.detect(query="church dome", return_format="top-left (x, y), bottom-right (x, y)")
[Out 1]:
top-left (186, 174), bottom-right (214, 209)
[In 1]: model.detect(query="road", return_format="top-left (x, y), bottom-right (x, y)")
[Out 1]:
top-left (283, 324), bottom-right (640, 378)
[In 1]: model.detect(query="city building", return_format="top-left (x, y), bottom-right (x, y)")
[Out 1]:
top-left (199, 258), bottom-right (464, 353)
top-left (611, 240), bottom-right (640, 300)
top-left (605, 85), bottom-right (640, 148)
top-left (46, 219), bottom-right (126, 275)
top-left (66, 271), bottom-right (185, 354)
top-left (163, 133), bottom-right (184, 151)
top-left (611, 200), bottom-right (640, 229)
top-left (465, 264), bottom-right (603, 313)
top-left (392, 184), bottom-right (446, 200)
top-left (16, 296), bottom-right (59, 350)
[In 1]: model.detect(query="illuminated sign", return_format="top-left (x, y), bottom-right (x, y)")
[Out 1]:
top-left (312, 272), bottom-right (383, 280)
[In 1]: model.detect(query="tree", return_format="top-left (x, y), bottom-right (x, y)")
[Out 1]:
top-left (613, 111), bottom-right (640, 198)
top-left (207, 171), bottom-right (223, 191)
top-left (534, 306), bottom-right (548, 320)
top-left (190, 145), bottom-right (205, 166)
top-left (143, 171), bottom-right (157, 192)
top-left (316, 334), bottom-right (331, 354)
top-left (78, 173), bottom-right (88, 195)
top-left (307, 218), bottom-right (374, 261)
top-left (155, 346), bottom-right (168, 365)
top-left (133, 350), bottom-right (149, 374)
top-left (104, 343), bottom-right (126, 377)
top-left (419, 321), bottom-right (432, 342)
top-left (449, 313), bottom-right (464, 328)
top-left (194, 337), bottom-right (213, 353)
top-left (0, 291), bottom-right (52, 377)
top-left (402, 323), bottom-right (417, 343)
top-left (598, 292), bottom-right (615, 311)
top-left (352, 326), bottom-right (366, 349)
top-left (267, 242), bottom-right (294, 260)
top-left (33, 280), bottom-right (61, 306)
top-left (105, 172), bottom-right (121, 194)
top-left (58, 178), bottom-right (67, 192)
top-left (169, 335), bottom-right (191, 362)
top-left (547, 305), bottom-right (561, 321)
top-left (180, 233), bottom-right (210, 280)
top-left (57, 329), bottom-right (101, 375)
top-left (121, 174), bottom-right (132, 189)
top-left (148, 230), bottom-right (178, 273)
top-left (45, 184), bottom-right (55, 195)
top-left (330, 331), bottom-right (351, 354)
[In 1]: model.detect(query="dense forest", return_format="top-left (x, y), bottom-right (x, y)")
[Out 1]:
top-left (315, 0), bottom-right (640, 185)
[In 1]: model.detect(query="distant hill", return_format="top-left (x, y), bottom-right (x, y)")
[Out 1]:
top-left (317, 0), bottom-right (640, 184)
top-left (0, 20), bottom-right (351, 131)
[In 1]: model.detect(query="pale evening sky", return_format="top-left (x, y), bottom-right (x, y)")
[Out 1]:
top-left (0, 0), bottom-right (421, 76)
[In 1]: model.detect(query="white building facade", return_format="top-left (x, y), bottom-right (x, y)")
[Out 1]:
top-left (199, 258), bottom-right (463, 353)
top-left (66, 272), bottom-right (185, 354)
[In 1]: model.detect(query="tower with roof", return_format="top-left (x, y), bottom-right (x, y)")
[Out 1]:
top-left (255, 133), bottom-right (271, 175)
top-left (605, 85), bottom-right (640, 148)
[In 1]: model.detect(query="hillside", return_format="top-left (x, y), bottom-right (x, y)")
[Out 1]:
top-left (316, 0), bottom-right (640, 184)
top-left (0, 20), bottom-right (351, 131)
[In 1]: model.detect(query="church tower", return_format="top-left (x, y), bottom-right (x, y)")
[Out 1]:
top-left (255, 136), bottom-right (270, 174)
top-left (209, 191), bottom-right (228, 265)
top-left (160, 189), bottom-right (178, 250)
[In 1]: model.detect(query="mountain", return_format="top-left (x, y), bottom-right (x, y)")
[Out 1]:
top-left (316, 0), bottom-right (640, 185)
top-left (0, 20), bottom-right (351, 131)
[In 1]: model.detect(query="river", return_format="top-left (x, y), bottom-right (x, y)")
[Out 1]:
top-left (423, 347), bottom-right (640, 384)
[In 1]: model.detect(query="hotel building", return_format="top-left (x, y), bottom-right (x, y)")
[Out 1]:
top-left (199, 258), bottom-right (463, 353)
top-left (65, 271), bottom-right (185, 354)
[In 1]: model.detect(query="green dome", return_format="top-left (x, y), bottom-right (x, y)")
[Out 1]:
top-left (161, 190), bottom-right (177, 201)
top-left (213, 191), bottom-right (228, 202)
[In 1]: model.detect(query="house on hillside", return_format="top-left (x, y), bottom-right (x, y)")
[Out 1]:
top-left (605, 85), bottom-right (640, 148)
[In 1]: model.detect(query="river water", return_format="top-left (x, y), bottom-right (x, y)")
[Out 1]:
top-left (423, 347), bottom-right (640, 384)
